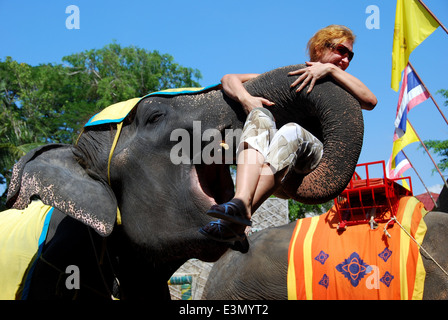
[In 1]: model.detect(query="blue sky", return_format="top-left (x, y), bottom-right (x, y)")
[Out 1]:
top-left (1, 0), bottom-right (447, 196)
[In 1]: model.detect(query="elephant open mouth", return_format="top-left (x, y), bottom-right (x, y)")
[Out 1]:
top-left (191, 163), bottom-right (235, 208)
top-left (187, 128), bottom-right (238, 210)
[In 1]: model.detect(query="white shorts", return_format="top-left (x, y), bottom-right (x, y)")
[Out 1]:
top-left (238, 108), bottom-right (323, 174)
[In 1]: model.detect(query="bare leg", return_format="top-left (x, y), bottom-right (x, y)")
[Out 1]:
top-left (233, 148), bottom-right (287, 219)
top-left (250, 166), bottom-right (287, 213)
top-left (233, 147), bottom-right (265, 218)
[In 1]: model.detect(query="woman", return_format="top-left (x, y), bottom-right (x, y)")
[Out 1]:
top-left (199, 25), bottom-right (377, 247)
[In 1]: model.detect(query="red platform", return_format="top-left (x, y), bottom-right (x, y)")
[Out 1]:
top-left (334, 160), bottom-right (412, 230)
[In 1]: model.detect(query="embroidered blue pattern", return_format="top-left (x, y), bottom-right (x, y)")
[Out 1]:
top-left (318, 274), bottom-right (329, 289)
top-left (380, 271), bottom-right (394, 287)
top-left (315, 250), bottom-right (329, 265)
top-left (378, 247), bottom-right (393, 262)
top-left (336, 252), bottom-right (370, 287)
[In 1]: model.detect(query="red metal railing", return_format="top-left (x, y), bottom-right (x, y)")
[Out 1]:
top-left (334, 160), bottom-right (412, 230)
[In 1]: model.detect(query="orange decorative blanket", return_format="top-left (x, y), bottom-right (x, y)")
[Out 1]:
top-left (287, 196), bottom-right (427, 300)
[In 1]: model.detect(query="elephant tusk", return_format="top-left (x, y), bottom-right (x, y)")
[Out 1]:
top-left (219, 142), bottom-right (229, 150)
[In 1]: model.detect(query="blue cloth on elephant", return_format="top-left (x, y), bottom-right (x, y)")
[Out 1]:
top-left (0, 200), bottom-right (53, 300)
top-left (84, 84), bottom-right (221, 127)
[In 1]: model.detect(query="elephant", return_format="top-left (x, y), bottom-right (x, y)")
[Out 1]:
top-left (202, 206), bottom-right (448, 300)
top-left (2, 64), bottom-right (363, 299)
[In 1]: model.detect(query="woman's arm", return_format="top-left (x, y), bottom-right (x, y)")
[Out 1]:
top-left (289, 62), bottom-right (377, 110)
top-left (221, 73), bottom-right (275, 114)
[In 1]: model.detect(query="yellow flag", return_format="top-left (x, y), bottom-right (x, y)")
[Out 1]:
top-left (391, 120), bottom-right (420, 164)
top-left (402, 176), bottom-right (411, 191)
top-left (391, 0), bottom-right (439, 91)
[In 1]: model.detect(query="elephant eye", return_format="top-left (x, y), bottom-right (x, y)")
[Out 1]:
top-left (147, 112), bottom-right (164, 124)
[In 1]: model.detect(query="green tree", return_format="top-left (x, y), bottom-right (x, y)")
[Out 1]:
top-left (423, 89), bottom-right (448, 173)
top-left (288, 199), bottom-right (333, 221)
top-left (0, 58), bottom-right (51, 183)
top-left (61, 42), bottom-right (202, 113)
top-left (0, 43), bottom-right (202, 209)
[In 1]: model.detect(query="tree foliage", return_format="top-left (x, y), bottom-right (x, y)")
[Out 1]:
top-left (288, 199), bottom-right (333, 221)
top-left (423, 89), bottom-right (448, 174)
top-left (0, 43), bottom-right (202, 208)
top-left (424, 139), bottom-right (448, 173)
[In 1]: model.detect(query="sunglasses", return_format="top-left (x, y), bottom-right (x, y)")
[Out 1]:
top-left (327, 43), bottom-right (354, 61)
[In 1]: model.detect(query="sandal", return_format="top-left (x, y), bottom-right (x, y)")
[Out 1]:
top-left (206, 199), bottom-right (252, 226)
top-left (230, 237), bottom-right (250, 254)
top-left (199, 220), bottom-right (246, 243)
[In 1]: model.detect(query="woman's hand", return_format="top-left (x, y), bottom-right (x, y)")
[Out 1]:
top-left (240, 94), bottom-right (275, 114)
top-left (288, 62), bottom-right (377, 110)
top-left (221, 73), bottom-right (275, 114)
top-left (289, 61), bottom-right (334, 93)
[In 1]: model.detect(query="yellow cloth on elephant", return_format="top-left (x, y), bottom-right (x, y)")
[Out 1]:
top-left (84, 84), bottom-right (221, 127)
top-left (0, 200), bottom-right (53, 300)
top-left (287, 196), bottom-right (427, 300)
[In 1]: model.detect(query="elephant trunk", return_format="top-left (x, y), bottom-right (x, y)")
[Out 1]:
top-left (244, 65), bottom-right (364, 204)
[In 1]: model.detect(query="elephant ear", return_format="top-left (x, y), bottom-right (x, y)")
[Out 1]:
top-left (6, 144), bottom-right (117, 236)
